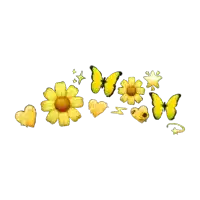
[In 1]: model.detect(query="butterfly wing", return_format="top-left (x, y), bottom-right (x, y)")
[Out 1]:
top-left (149, 92), bottom-right (164, 120)
top-left (104, 71), bottom-right (122, 97)
top-left (90, 66), bottom-right (103, 94)
top-left (166, 94), bottom-right (181, 120)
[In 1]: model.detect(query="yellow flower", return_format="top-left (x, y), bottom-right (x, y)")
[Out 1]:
top-left (41, 82), bottom-right (84, 126)
top-left (118, 77), bottom-right (145, 105)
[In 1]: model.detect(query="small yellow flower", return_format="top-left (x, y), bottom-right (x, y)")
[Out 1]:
top-left (41, 82), bottom-right (84, 126)
top-left (118, 77), bottom-right (145, 105)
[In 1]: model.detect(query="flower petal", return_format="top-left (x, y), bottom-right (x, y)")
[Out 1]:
top-left (118, 87), bottom-right (126, 95)
top-left (135, 80), bottom-right (143, 88)
top-left (70, 96), bottom-right (84, 108)
top-left (68, 108), bottom-right (81, 122)
top-left (46, 109), bottom-right (58, 124)
top-left (128, 77), bottom-right (135, 86)
top-left (134, 94), bottom-right (143, 103)
top-left (127, 96), bottom-right (135, 105)
top-left (136, 87), bottom-right (145, 95)
top-left (55, 82), bottom-right (66, 97)
top-left (41, 100), bottom-right (55, 111)
top-left (66, 85), bottom-right (79, 97)
top-left (43, 88), bottom-right (57, 100)
top-left (120, 94), bottom-right (128, 103)
top-left (58, 112), bottom-right (70, 126)
top-left (120, 79), bottom-right (129, 88)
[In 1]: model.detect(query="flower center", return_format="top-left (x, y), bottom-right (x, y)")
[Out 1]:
top-left (54, 97), bottom-right (70, 112)
top-left (127, 86), bottom-right (136, 96)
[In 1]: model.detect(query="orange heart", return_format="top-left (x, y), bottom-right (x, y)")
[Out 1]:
top-left (88, 99), bottom-right (108, 118)
top-left (15, 105), bottom-right (36, 127)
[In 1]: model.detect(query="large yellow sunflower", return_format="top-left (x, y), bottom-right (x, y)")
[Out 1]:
top-left (41, 82), bottom-right (83, 126)
top-left (118, 77), bottom-right (145, 105)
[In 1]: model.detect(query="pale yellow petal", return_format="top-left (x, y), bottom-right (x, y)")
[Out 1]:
top-left (118, 87), bottom-right (126, 95)
top-left (136, 87), bottom-right (145, 95)
top-left (69, 96), bottom-right (84, 108)
top-left (43, 88), bottom-right (57, 100)
top-left (66, 85), bottom-right (79, 97)
top-left (127, 96), bottom-right (135, 105)
top-left (120, 79), bottom-right (129, 88)
top-left (46, 109), bottom-right (59, 124)
top-left (41, 100), bottom-right (55, 111)
top-left (68, 108), bottom-right (81, 122)
top-left (135, 80), bottom-right (143, 88)
top-left (128, 77), bottom-right (135, 86)
top-left (55, 82), bottom-right (66, 97)
top-left (120, 94), bottom-right (128, 103)
top-left (58, 112), bottom-right (70, 126)
top-left (134, 94), bottom-right (143, 103)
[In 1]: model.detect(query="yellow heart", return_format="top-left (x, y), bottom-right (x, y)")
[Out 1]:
top-left (15, 105), bottom-right (36, 127)
top-left (130, 105), bottom-right (149, 123)
top-left (89, 99), bottom-right (108, 117)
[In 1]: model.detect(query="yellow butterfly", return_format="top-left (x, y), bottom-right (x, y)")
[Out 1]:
top-left (90, 66), bottom-right (122, 97)
top-left (149, 92), bottom-right (181, 120)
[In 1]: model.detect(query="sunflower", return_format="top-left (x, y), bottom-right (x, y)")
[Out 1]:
top-left (118, 77), bottom-right (145, 105)
top-left (41, 82), bottom-right (83, 126)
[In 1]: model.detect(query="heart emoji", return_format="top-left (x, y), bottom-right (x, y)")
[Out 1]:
top-left (88, 99), bottom-right (108, 117)
top-left (130, 105), bottom-right (149, 123)
top-left (15, 105), bottom-right (36, 127)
